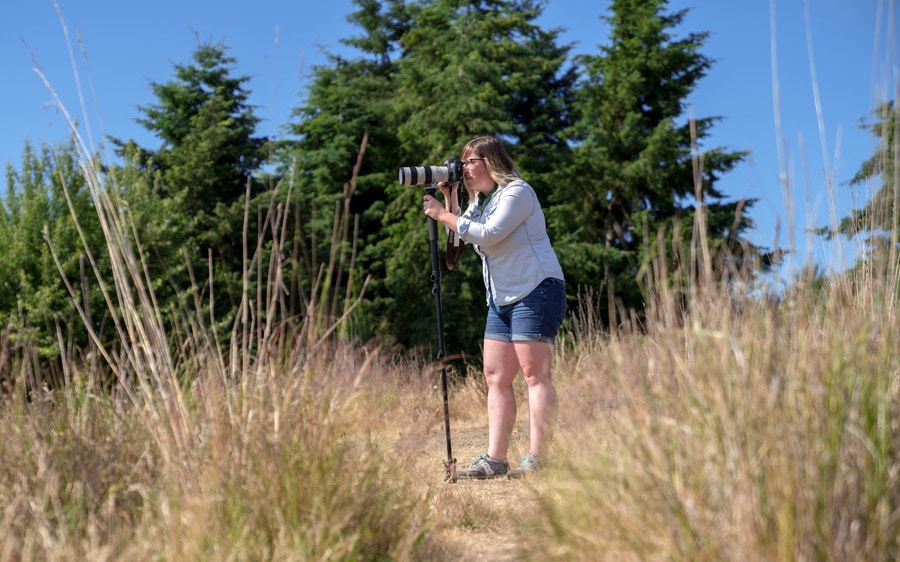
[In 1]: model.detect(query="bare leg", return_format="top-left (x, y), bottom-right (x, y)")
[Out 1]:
top-left (482, 339), bottom-right (519, 461)
top-left (514, 341), bottom-right (557, 459)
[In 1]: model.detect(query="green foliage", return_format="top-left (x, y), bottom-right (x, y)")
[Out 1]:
top-left (814, 100), bottom-right (899, 287)
top-left (3, 0), bottom-right (788, 365)
top-left (555, 0), bottom-right (770, 327)
top-left (114, 42), bottom-right (269, 328)
top-left (0, 139), bottom-right (108, 361)
top-left (823, 101), bottom-right (898, 245)
top-left (380, 0), bottom-right (576, 352)
top-left (281, 0), bottom-right (411, 344)
top-left (393, 0), bottom-right (575, 162)
top-left (278, 0), bottom-right (576, 355)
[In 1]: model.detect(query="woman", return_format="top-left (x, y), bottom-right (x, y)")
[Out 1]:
top-left (422, 135), bottom-right (566, 479)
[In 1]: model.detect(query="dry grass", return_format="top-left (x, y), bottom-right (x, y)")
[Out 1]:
top-left (534, 270), bottom-right (900, 561)
top-left (3, 6), bottom-right (898, 558)
top-left (4, 252), bottom-right (899, 561)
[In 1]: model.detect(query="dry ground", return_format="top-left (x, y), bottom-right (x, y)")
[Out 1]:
top-left (389, 420), bottom-right (557, 561)
top-left (375, 355), bottom-right (611, 562)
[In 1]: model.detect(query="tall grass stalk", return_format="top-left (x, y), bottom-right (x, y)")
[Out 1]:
top-left (531, 12), bottom-right (900, 559)
top-left (4, 4), bottom-right (900, 560)
top-left (539, 252), bottom-right (899, 560)
top-left (0, 153), bottom-right (425, 559)
top-left (1, 17), bottom-right (422, 556)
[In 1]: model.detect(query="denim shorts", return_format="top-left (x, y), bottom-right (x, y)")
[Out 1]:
top-left (484, 278), bottom-right (567, 344)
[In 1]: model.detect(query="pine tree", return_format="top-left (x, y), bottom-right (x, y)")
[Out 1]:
top-left (558, 0), bottom-right (771, 328)
top-left (282, 0), bottom-right (410, 341)
top-left (826, 102), bottom-right (898, 241)
top-left (0, 139), bottom-right (107, 360)
top-left (286, 0), bottom-right (575, 352)
top-left (384, 0), bottom-right (575, 351)
top-left (115, 42), bottom-right (268, 322)
top-left (393, 0), bottom-right (574, 163)
top-left (819, 100), bottom-right (899, 278)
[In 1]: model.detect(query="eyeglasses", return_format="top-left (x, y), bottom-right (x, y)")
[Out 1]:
top-left (462, 158), bottom-right (484, 169)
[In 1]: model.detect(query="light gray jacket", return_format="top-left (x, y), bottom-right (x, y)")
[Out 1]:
top-left (457, 179), bottom-right (564, 306)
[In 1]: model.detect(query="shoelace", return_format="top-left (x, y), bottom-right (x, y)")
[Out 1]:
top-left (470, 454), bottom-right (490, 467)
top-left (519, 454), bottom-right (541, 468)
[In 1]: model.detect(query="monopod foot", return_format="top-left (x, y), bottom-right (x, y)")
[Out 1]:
top-left (443, 458), bottom-right (458, 483)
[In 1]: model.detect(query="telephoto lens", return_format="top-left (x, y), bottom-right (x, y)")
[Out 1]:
top-left (398, 157), bottom-right (463, 186)
top-left (398, 165), bottom-right (451, 186)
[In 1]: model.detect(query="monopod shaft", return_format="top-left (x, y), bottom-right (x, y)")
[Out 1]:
top-left (425, 186), bottom-right (457, 483)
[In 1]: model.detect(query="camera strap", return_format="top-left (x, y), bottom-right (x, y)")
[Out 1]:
top-left (446, 231), bottom-right (465, 270)
top-left (445, 186), bottom-right (466, 270)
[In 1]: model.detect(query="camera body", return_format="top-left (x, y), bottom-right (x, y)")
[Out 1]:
top-left (398, 157), bottom-right (463, 186)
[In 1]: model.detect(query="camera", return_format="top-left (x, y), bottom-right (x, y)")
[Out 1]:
top-left (398, 157), bottom-right (463, 186)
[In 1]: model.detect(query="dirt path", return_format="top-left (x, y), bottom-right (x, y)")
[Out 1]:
top-left (390, 424), bottom-right (548, 561)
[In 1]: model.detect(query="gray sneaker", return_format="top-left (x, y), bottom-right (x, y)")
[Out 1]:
top-left (457, 454), bottom-right (509, 479)
top-left (507, 454), bottom-right (542, 479)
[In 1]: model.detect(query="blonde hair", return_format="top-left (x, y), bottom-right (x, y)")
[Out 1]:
top-left (461, 136), bottom-right (520, 202)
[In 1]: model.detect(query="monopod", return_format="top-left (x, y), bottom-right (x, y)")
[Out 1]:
top-left (424, 184), bottom-right (458, 483)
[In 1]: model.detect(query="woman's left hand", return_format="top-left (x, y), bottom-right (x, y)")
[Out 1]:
top-left (436, 181), bottom-right (458, 200)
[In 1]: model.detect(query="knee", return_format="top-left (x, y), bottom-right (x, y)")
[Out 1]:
top-left (485, 374), bottom-right (512, 391)
top-left (521, 367), bottom-right (553, 388)
top-left (484, 366), bottom-right (515, 390)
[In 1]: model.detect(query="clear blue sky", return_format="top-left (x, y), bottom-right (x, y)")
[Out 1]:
top-left (2, 1), bottom-right (895, 283)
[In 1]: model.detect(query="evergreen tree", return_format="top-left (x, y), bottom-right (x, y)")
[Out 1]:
top-left (381, 0), bottom-right (576, 352)
top-left (816, 100), bottom-right (900, 283)
top-left (115, 42), bottom-right (268, 323)
top-left (286, 0), bottom-right (575, 354)
top-left (823, 101), bottom-right (898, 245)
top-left (557, 0), bottom-right (771, 328)
top-left (0, 139), bottom-right (107, 363)
top-left (393, 0), bottom-right (574, 163)
top-left (283, 0), bottom-right (411, 342)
